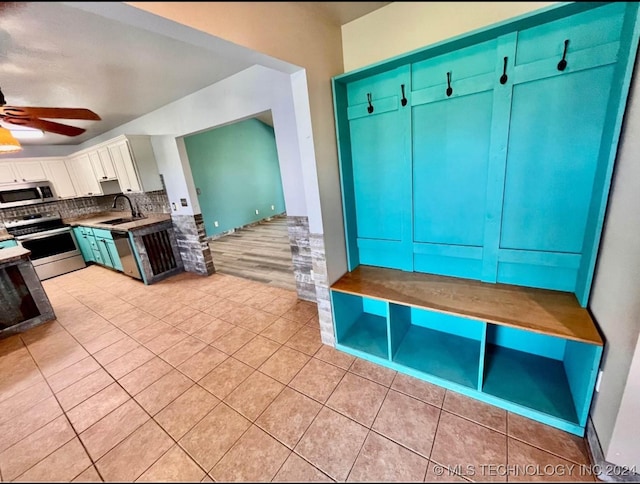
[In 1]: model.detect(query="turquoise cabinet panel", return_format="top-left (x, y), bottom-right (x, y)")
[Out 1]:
top-left (346, 65), bottom-right (412, 270)
top-left (92, 228), bottom-right (123, 272)
top-left (0, 239), bottom-right (18, 249)
top-left (73, 227), bottom-right (95, 263)
top-left (350, 111), bottom-right (404, 241)
top-left (411, 36), bottom-right (497, 280)
top-left (515, 2), bottom-right (625, 65)
top-left (411, 38), bottom-right (497, 90)
top-left (413, 92), bottom-right (492, 247)
top-left (501, 66), bottom-right (614, 254)
top-left (102, 239), bottom-right (122, 272)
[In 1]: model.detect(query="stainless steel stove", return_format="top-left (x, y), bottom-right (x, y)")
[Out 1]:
top-left (5, 214), bottom-right (86, 280)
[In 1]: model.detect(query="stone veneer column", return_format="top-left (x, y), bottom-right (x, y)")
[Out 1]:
top-left (171, 214), bottom-right (215, 276)
top-left (286, 215), bottom-right (335, 346)
top-left (286, 216), bottom-right (315, 302)
top-left (310, 233), bottom-right (335, 346)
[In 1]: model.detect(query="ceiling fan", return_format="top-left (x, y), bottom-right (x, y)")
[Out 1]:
top-left (0, 86), bottom-right (101, 137)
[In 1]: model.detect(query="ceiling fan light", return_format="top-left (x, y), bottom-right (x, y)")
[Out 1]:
top-left (0, 127), bottom-right (23, 154)
top-left (10, 127), bottom-right (45, 140)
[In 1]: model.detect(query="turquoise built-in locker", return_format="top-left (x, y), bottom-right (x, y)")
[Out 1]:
top-left (331, 1), bottom-right (640, 437)
top-left (334, 2), bottom-right (640, 307)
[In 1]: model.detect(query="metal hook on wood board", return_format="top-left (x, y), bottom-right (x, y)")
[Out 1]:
top-left (500, 57), bottom-right (508, 84)
top-left (557, 39), bottom-right (569, 71)
top-left (446, 72), bottom-right (453, 97)
top-left (367, 93), bottom-right (374, 113)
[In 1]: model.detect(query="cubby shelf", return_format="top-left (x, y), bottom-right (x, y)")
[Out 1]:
top-left (482, 344), bottom-right (579, 424)
top-left (392, 325), bottom-right (481, 390)
top-left (330, 265), bottom-right (603, 437)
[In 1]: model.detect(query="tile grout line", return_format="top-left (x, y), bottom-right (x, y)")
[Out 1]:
top-left (17, 329), bottom-right (106, 483)
top-left (343, 362), bottom-right (394, 483)
top-left (36, 281), bottom-right (215, 481)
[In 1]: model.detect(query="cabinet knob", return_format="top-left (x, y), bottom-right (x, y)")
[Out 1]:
top-left (22, 178), bottom-right (26, 182)
top-left (127, 189), bottom-right (132, 192)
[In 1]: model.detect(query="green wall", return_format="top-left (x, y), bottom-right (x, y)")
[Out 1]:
top-left (184, 118), bottom-right (286, 237)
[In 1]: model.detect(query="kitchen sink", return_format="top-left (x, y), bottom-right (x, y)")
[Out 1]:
top-left (100, 217), bottom-right (137, 225)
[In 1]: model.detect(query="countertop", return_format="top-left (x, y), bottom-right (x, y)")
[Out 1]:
top-left (0, 246), bottom-right (31, 264)
top-left (0, 232), bottom-right (14, 242)
top-left (65, 211), bottom-right (172, 233)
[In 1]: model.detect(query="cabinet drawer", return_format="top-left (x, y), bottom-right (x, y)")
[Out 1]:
top-left (92, 228), bottom-right (113, 240)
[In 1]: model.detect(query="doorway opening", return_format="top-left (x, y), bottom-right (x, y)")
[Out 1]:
top-left (183, 110), bottom-right (296, 291)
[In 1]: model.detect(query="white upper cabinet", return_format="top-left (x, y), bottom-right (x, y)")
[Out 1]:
top-left (106, 135), bottom-right (162, 193)
top-left (11, 160), bottom-right (47, 182)
top-left (66, 154), bottom-right (103, 197)
top-left (0, 162), bottom-right (18, 184)
top-left (108, 140), bottom-right (141, 193)
top-left (89, 147), bottom-right (117, 181)
top-left (41, 158), bottom-right (77, 199)
top-left (0, 134), bottom-right (162, 198)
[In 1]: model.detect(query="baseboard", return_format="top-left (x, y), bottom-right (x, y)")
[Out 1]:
top-left (586, 417), bottom-right (640, 482)
top-left (206, 213), bottom-right (287, 241)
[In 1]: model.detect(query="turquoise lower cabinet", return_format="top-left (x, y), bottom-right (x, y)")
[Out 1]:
top-left (73, 227), bottom-right (95, 263)
top-left (331, 266), bottom-right (603, 437)
top-left (74, 226), bottom-right (122, 272)
top-left (92, 228), bottom-right (123, 272)
top-left (0, 239), bottom-right (18, 249)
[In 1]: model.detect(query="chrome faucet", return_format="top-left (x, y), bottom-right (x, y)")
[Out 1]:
top-left (112, 194), bottom-right (142, 218)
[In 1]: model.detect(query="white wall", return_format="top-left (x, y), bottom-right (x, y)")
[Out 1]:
top-left (605, 336), bottom-right (640, 469)
top-left (72, 65), bottom-right (315, 228)
top-left (589, 66), bottom-right (640, 464)
top-left (341, 1), bottom-right (640, 469)
top-left (342, 1), bottom-right (554, 72)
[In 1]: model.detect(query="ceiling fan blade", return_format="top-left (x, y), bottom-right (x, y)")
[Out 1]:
top-left (0, 106), bottom-right (101, 120)
top-left (2, 116), bottom-right (86, 136)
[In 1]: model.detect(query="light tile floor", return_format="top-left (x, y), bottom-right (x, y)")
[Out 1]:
top-left (0, 265), bottom-right (598, 482)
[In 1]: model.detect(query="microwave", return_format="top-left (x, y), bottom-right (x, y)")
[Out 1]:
top-left (0, 181), bottom-right (58, 208)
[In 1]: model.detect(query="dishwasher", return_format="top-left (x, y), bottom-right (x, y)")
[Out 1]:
top-left (111, 231), bottom-right (143, 280)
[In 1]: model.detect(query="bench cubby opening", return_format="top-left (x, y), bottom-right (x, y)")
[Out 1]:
top-left (389, 304), bottom-right (484, 390)
top-left (331, 291), bottom-right (389, 360)
top-left (482, 325), bottom-right (602, 429)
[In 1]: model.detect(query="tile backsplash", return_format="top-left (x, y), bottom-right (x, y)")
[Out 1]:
top-left (0, 190), bottom-right (170, 227)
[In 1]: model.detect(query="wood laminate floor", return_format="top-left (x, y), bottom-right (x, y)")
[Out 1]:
top-left (208, 216), bottom-right (297, 292)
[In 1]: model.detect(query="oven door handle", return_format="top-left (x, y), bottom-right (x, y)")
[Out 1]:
top-left (16, 227), bottom-right (72, 241)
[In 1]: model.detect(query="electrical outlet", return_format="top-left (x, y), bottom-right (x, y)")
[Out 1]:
top-left (271, 205), bottom-right (275, 210)
top-left (595, 369), bottom-right (604, 392)
top-left (255, 209), bottom-right (259, 215)
top-left (214, 221), bottom-right (219, 227)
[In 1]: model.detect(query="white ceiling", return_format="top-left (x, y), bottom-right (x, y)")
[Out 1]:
top-left (0, 2), bottom-right (388, 148)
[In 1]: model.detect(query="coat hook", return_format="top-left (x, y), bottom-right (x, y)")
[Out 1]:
top-left (367, 93), bottom-right (374, 113)
top-left (400, 84), bottom-right (407, 107)
top-left (557, 39), bottom-right (569, 71)
top-left (446, 72), bottom-right (453, 97)
top-left (500, 57), bottom-right (508, 84)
